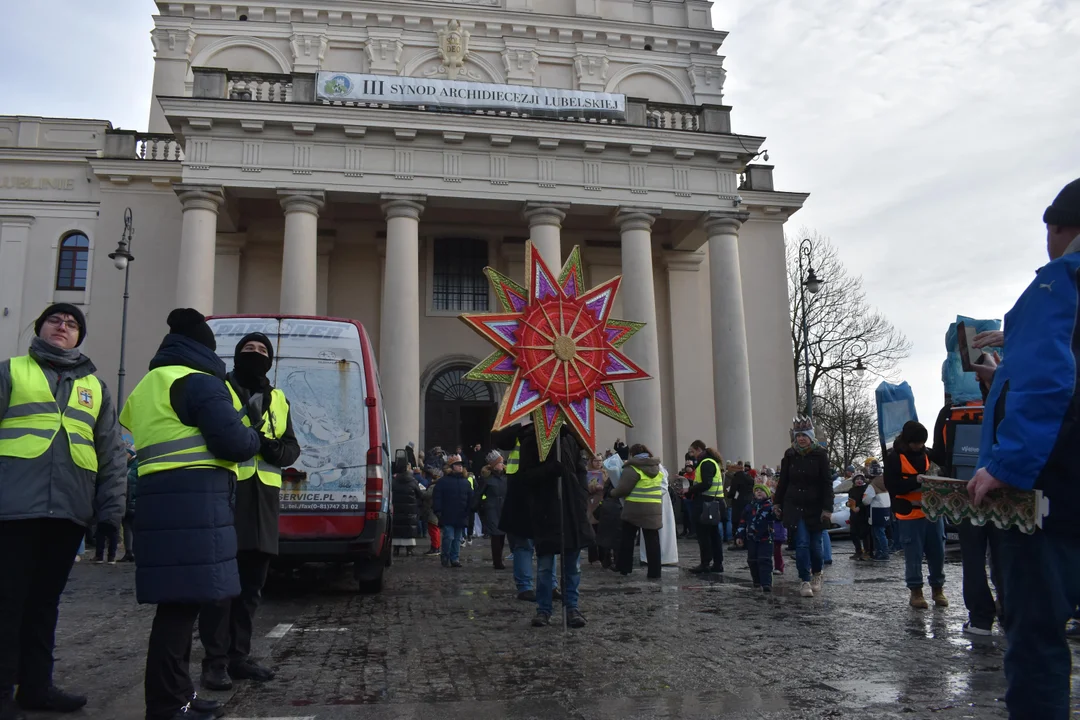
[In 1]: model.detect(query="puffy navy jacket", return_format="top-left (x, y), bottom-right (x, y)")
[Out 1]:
top-left (130, 334), bottom-right (260, 605)
top-left (432, 472), bottom-right (474, 528)
top-left (979, 248), bottom-right (1080, 537)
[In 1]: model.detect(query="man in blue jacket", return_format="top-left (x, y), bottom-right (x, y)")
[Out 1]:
top-left (432, 457), bottom-right (473, 568)
top-left (969, 177), bottom-right (1080, 720)
top-left (120, 309), bottom-right (261, 720)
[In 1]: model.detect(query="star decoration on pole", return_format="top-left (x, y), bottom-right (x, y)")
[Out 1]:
top-left (460, 242), bottom-right (649, 460)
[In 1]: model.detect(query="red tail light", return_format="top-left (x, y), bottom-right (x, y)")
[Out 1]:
top-left (366, 446), bottom-right (384, 513)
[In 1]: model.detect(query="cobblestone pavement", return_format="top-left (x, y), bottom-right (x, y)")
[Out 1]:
top-left (45, 537), bottom-right (1080, 719)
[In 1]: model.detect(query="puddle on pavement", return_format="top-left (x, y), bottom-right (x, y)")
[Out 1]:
top-left (828, 679), bottom-right (899, 705)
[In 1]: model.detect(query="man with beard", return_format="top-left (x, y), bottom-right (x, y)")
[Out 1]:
top-left (199, 333), bottom-right (300, 691)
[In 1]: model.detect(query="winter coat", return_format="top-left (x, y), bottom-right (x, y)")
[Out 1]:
top-left (847, 484), bottom-right (870, 535)
top-left (0, 343), bottom-right (127, 528)
top-left (392, 472), bottom-right (424, 539)
top-left (495, 425), bottom-right (595, 555)
top-left (594, 494), bottom-right (623, 549)
top-left (610, 456), bottom-right (664, 530)
top-left (479, 466), bottom-right (508, 536)
top-left (978, 243), bottom-right (1080, 537)
top-left (729, 470), bottom-right (754, 513)
top-left (772, 521), bottom-right (788, 543)
top-left (586, 470), bottom-right (605, 525)
top-left (125, 458), bottom-right (138, 517)
top-left (736, 497), bottom-right (774, 543)
top-left (129, 334), bottom-right (261, 605)
top-left (432, 471), bottom-right (474, 528)
top-left (774, 446), bottom-right (834, 533)
top-left (420, 482), bottom-right (438, 525)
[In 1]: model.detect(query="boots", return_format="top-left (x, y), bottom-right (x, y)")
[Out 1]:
top-left (909, 588), bottom-right (929, 609)
top-left (931, 586), bottom-right (949, 607)
top-left (491, 535), bottom-right (506, 569)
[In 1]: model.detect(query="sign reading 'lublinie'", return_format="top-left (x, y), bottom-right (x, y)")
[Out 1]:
top-left (317, 72), bottom-right (626, 120)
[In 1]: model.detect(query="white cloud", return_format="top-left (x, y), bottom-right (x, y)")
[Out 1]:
top-left (714, 0), bottom-right (1080, 438)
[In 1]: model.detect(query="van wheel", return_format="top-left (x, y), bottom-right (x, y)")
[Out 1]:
top-left (357, 568), bottom-right (384, 594)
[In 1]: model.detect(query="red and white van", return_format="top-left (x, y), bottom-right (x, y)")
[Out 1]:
top-left (207, 315), bottom-right (393, 593)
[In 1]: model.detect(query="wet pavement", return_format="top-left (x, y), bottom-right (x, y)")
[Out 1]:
top-left (48, 537), bottom-right (1080, 719)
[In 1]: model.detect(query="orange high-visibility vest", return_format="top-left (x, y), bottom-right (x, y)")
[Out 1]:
top-left (894, 452), bottom-right (930, 520)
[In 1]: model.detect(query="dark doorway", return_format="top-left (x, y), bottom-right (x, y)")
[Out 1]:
top-left (424, 366), bottom-right (497, 452)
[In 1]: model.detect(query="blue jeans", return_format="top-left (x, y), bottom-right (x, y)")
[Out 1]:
top-left (441, 525), bottom-right (464, 564)
top-left (746, 540), bottom-right (773, 588)
top-left (794, 519), bottom-right (823, 581)
top-left (897, 517), bottom-right (945, 589)
top-left (536, 550), bottom-right (581, 615)
top-left (998, 528), bottom-right (1080, 720)
top-left (871, 507), bottom-right (890, 559)
top-left (508, 535), bottom-right (556, 593)
top-left (821, 529), bottom-right (832, 562)
top-left (889, 513), bottom-right (903, 551)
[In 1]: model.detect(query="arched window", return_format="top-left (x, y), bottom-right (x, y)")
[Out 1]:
top-left (56, 233), bottom-right (90, 290)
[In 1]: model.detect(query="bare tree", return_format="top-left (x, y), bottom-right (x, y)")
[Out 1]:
top-left (787, 229), bottom-right (911, 419)
top-left (811, 373), bottom-right (880, 469)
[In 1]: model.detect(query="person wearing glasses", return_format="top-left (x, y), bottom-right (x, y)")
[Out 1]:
top-left (0, 304), bottom-right (127, 720)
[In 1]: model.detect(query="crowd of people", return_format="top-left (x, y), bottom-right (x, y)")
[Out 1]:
top-left (0, 178), bottom-right (1078, 720)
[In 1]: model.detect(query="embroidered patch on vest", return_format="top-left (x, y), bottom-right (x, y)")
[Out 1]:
top-left (77, 387), bottom-right (94, 409)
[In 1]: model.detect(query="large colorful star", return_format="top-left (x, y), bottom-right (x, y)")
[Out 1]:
top-left (460, 242), bottom-right (649, 460)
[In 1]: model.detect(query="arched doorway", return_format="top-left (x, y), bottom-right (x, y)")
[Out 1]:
top-left (423, 365), bottom-right (498, 453)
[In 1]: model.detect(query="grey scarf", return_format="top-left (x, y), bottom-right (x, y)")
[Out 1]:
top-left (30, 336), bottom-right (86, 369)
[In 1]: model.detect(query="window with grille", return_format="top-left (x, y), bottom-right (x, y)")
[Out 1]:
top-left (432, 238), bottom-right (489, 311)
top-left (56, 233), bottom-right (90, 290)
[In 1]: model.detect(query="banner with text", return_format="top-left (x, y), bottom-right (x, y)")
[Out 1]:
top-left (317, 72), bottom-right (626, 120)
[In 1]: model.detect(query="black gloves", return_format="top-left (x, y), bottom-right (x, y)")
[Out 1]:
top-left (246, 395), bottom-right (265, 432)
top-left (260, 436), bottom-right (284, 464)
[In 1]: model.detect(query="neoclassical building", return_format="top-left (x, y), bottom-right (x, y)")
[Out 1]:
top-left (0, 0), bottom-right (807, 467)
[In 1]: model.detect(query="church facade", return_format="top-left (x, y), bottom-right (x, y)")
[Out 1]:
top-left (0, 0), bottom-right (807, 467)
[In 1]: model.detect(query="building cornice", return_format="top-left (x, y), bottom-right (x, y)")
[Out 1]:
top-left (88, 159), bottom-right (184, 188)
top-left (739, 190), bottom-right (810, 222)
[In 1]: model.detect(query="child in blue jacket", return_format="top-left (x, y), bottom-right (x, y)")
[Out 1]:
top-left (736, 483), bottom-right (776, 591)
top-left (432, 457), bottom-right (474, 568)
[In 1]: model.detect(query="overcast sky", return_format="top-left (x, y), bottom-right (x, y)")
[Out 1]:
top-left (3, 0), bottom-right (1079, 436)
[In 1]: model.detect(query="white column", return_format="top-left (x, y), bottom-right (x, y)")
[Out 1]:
top-left (213, 234), bottom-right (245, 315)
top-left (175, 185), bottom-right (224, 314)
top-left (148, 27), bottom-right (193, 133)
top-left (316, 239), bottom-right (334, 316)
top-left (706, 213), bottom-right (754, 464)
top-left (616, 208), bottom-right (664, 463)
top-left (524, 202), bottom-right (568, 269)
top-left (0, 216), bottom-right (34, 360)
top-left (278, 190), bottom-right (324, 315)
top-left (380, 195), bottom-right (425, 449)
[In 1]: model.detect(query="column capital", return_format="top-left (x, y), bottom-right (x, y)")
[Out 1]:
top-left (278, 190), bottom-right (325, 215)
top-left (215, 233), bottom-right (247, 255)
top-left (616, 207), bottom-right (661, 233)
top-left (662, 249), bottom-right (707, 272)
top-left (381, 194), bottom-right (426, 220)
top-left (703, 211), bottom-right (750, 236)
top-left (174, 184), bottom-right (224, 212)
top-left (523, 202), bottom-right (569, 228)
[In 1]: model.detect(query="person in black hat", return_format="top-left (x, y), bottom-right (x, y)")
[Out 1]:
top-left (967, 177), bottom-right (1080, 719)
top-left (198, 332), bottom-right (299, 691)
top-left (0, 303), bottom-right (126, 720)
top-left (120, 309), bottom-right (261, 720)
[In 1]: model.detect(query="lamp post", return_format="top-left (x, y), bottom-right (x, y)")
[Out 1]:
top-left (797, 238), bottom-right (824, 418)
top-left (837, 339), bottom-right (867, 467)
top-left (108, 208), bottom-right (135, 401)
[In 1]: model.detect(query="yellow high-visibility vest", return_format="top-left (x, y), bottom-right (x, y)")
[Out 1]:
top-left (120, 366), bottom-right (245, 478)
top-left (236, 388), bottom-right (290, 489)
top-left (506, 439), bottom-right (520, 475)
top-left (0, 355), bottom-right (102, 471)
top-left (626, 466), bottom-right (663, 504)
top-left (694, 457), bottom-right (724, 498)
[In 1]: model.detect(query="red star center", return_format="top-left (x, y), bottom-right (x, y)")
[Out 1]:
top-left (516, 296), bottom-right (607, 405)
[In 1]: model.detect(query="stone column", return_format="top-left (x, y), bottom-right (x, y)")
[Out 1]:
top-left (524, 202), bottom-right (568, 269)
top-left (175, 185), bottom-right (224, 314)
top-left (706, 213), bottom-right (754, 464)
top-left (616, 208), bottom-right (664, 463)
top-left (316, 239), bottom-right (334, 316)
top-left (380, 195), bottom-right (426, 449)
top-left (213, 234), bottom-right (246, 315)
top-left (278, 190), bottom-right (325, 315)
top-left (663, 249), bottom-right (714, 459)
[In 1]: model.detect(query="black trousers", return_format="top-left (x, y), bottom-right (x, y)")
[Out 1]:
top-left (145, 603), bottom-right (200, 720)
top-left (94, 522), bottom-right (119, 561)
top-left (693, 498), bottom-right (725, 569)
top-left (0, 519), bottom-right (84, 692)
top-left (959, 519), bottom-right (1004, 629)
top-left (617, 522), bottom-right (661, 578)
top-left (199, 550), bottom-right (272, 670)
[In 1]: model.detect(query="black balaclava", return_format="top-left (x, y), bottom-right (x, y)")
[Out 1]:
top-left (232, 332), bottom-right (274, 391)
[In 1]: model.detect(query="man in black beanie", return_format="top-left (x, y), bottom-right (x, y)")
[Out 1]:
top-left (967, 177), bottom-right (1080, 719)
top-left (199, 332), bottom-right (299, 690)
top-left (120, 309), bottom-right (260, 720)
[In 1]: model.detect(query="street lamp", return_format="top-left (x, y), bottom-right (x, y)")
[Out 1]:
top-left (108, 208), bottom-right (135, 401)
top-left (837, 339), bottom-right (867, 466)
top-left (798, 238), bottom-right (824, 418)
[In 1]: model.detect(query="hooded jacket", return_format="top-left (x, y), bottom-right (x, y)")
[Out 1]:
top-left (610, 456), bottom-right (664, 530)
top-left (774, 445), bottom-right (833, 532)
top-left (978, 243), bottom-right (1080, 537)
top-left (0, 341), bottom-right (126, 528)
top-left (128, 334), bottom-right (260, 605)
top-left (391, 471), bottom-right (423, 539)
